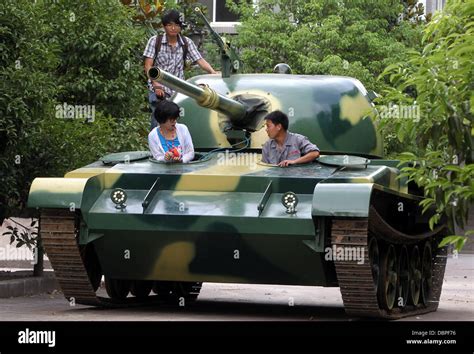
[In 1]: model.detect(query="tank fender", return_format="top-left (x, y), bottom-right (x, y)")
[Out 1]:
top-left (312, 183), bottom-right (374, 217)
top-left (28, 177), bottom-right (90, 209)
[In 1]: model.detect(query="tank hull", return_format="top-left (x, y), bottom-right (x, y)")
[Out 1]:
top-left (27, 73), bottom-right (446, 318)
top-left (30, 152), bottom-right (447, 317)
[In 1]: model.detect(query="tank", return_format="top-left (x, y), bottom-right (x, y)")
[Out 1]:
top-left (27, 18), bottom-right (448, 319)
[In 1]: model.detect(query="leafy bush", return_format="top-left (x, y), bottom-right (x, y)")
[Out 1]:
top-left (0, 0), bottom-right (59, 218)
top-left (39, 112), bottom-right (149, 174)
top-left (376, 0), bottom-right (473, 250)
top-left (0, 0), bottom-right (150, 220)
top-left (227, 0), bottom-right (424, 92)
top-left (43, 0), bottom-right (147, 119)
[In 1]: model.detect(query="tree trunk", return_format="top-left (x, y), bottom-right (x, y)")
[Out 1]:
top-left (33, 233), bottom-right (44, 277)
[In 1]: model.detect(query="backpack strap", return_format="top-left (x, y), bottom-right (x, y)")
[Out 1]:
top-left (180, 35), bottom-right (189, 65)
top-left (153, 35), bottom-right (163, 65)
top-left (154, 34), bottom-right (189, 68)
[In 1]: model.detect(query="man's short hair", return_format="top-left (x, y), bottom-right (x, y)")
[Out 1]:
top-left (154, 100), bottom-right (180, 124)
top-left (161, 9), bottom-right (183, 27)
top-left (264, 110), bottom-right (289, 131)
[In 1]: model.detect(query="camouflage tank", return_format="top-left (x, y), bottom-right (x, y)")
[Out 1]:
top-left (27, 9), bottom-right (447, 319)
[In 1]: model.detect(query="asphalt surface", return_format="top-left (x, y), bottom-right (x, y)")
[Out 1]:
top-left (1, 218), bottom-right (473, 322)
top-left (0, 254), bottom-right (472, 322)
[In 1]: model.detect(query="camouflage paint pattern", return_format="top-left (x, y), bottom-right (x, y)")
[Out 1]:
top-left (175, 74), bottom-right (382, 157)
top-left (27, 72), bottom-right (400, 286)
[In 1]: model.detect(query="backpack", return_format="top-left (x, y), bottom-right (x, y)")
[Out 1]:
top-left (153, 34), bottom-right (189, 69)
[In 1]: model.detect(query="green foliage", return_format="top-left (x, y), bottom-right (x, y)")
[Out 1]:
top-left (0, 0), bottom-right (150, 221)
top-left (398, 152), bottom-right (474, 237)
top-left (438, 234), bottom-right (470, 253)
top-left (377, 0), bottom-right (474, 249)
top-left (40, 112), bottom-right (149, 174)
top-left (227, 0), bottom-right (424, 92)
top-left (0, 0), bottom-right (59, 218)
top-left (42, 0), bottom-right (146, 119)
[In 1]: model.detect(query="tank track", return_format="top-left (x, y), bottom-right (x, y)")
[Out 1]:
top-left (40, 209), bottom-right (201, 307)
top-left (332, 207), bottom-right (448, 319)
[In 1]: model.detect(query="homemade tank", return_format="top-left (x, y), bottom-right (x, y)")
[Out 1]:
top-left (27, 11), bottom-right (447, 318)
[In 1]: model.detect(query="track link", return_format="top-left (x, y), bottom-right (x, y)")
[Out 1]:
top-left (40, 209), bottom-right (200, 307)
top-left (332, 210), bottom-right (447, 319)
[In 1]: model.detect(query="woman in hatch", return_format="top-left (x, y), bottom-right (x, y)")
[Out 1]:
top-left (148, 101), bottom-right (195, 163)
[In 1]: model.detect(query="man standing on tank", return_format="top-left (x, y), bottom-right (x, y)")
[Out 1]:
top-left (143, 9), bottom-right (217, 129)
top-left (262, 110), bottom-right (320, 167)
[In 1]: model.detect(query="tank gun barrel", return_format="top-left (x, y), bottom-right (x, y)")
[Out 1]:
top-left (148, 66), bottom-right (247, 122)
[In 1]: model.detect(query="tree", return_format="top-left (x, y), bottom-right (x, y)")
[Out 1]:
top-left (43, 0), bottom-right (146, 119)
top-left (227, 0), bottom-right (425, 92)
top-left (0, 0), bottom-right (149, 220)
top-left (0, 0), bottom-right (59, 221)
top-left (376, 0), bottom-right (473, 251)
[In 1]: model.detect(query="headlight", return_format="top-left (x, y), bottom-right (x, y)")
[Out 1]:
top-left (282, 192), bottom-right (298, 214)
top-left (110, 188), bottom-right (127, 210)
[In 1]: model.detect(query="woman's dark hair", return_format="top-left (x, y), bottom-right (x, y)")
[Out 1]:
top-left (161, 9), bottom-right (183, 27)
top-left (154, 100), bottom-right (180, 124)
top-left (264, 110), bottom-right (289, 131)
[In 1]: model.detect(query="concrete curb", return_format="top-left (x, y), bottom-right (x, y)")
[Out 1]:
top-left (0, 271), bottom-right (59, 298)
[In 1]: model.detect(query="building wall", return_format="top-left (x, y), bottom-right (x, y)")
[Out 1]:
top-left (425, 0), bottom-right (447, 15)
top-left (197, 0), bottom-right (239, 34)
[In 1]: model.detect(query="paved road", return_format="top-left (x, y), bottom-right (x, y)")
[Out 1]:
top-left (0, 255), bottom-right (472, 321)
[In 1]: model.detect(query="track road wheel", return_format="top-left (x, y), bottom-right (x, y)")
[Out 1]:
top-left (421, 242), bottom-right (433, 305)
top-left (130, 280), bottom-right (153, 298)
top-left (397, 245), bottom-right (409, 308)
top-left (368, 237), bottom-right (380, 292)
top-left (378, 244), bottom-right (397, 311)
top-left (105, 277), bottom-right (131, 300)
top-left (409, 245), bottom-right (422, 306)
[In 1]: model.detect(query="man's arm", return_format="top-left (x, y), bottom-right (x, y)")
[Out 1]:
top-left (278, 151), bottom-right (320, 167)
top-left (143, 36), bottom-right (166, 97)
top-left (144, 57), bottom-right (166, 98)
top-left (184, 37), bottom-right (217, 74)
top-left (196, 58), bottom-right (217, 74)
